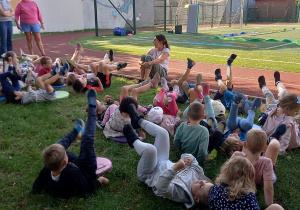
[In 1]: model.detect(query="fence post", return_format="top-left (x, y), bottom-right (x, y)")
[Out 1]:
top-left (133, 0), bottom-right (136, 34)
top-left (229, 0), bottom-right (232, 27)
top-left (164, 0), bottom-right (167, 31)
top-left (94, 0), bottom-right (98, 36)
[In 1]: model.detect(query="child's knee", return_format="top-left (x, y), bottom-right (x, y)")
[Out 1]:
top-left (219, 84), bottom-right (227, 94)
top-left (269, 139), bottom-right (280, 151)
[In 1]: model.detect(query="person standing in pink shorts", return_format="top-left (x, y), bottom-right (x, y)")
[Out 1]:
top-left (15, 0), bottom-right (46, 56)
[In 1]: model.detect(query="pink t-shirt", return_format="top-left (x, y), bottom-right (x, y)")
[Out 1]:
top-left (232, 151), bottom-right (275, 185)
top-left (15, 0), bottom-right (42, 24)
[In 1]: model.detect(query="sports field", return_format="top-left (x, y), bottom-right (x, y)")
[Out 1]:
top-left (1, 25), bottom-right (300, 209)
top-left (75, 24), bottom-right (300, 73)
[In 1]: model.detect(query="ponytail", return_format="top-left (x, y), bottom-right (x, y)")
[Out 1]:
top-left (155, 34), bottom-right (170, 50)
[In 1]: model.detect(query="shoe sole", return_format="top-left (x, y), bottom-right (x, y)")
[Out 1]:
top-left (196, 74), bottom-right (202, 85)
top-left (182, 81), bottom-right (190, 96)
top-left (187, 58), bottom-right (196, 68)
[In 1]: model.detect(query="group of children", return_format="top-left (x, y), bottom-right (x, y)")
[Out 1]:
top-left (2, 45), bottom-right (300, 209)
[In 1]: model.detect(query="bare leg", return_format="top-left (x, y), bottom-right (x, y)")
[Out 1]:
top-left (73, 67), bottom-right (85, 75)
top-left (33, 32), bottom-right (45, 55)
top-left (142, 68), bottom-right (151, 80)
top-left (218, 80), bottom-right (228, 95)
top-left (225, 65), bottom-right (233, 89)
top-left (25, 32), bottom-right (34, 55)
top-left (188, 88), bottom-right (197, 103)
top-left (131, 82), bottom-right (152, 99)
top-left (265, 139), bottom-right (280, 165)
top-left (97, 59), bottom-right (111, 73)
top-left (70, 49), bottom-right (81, 63)
top-left (177, 68), bottom-right (191, 90)
top-left (121, 83), bottom-right (142, 99)
top-left (101, 64), bottom-right (118, 75)
top-left (36, 73), bottom-right (59, 91)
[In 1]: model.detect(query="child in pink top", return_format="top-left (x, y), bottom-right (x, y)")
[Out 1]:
top-left (15, 0), bottom-right (45, 56)
top-left (231, 128), bottom-right (286, 207)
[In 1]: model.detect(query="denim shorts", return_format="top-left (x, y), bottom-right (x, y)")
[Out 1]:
top-left (20, 23), bottom-right (40, 33)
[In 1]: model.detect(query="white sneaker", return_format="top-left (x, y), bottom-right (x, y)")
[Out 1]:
top-left (103, 53), bottom-right (108, 60)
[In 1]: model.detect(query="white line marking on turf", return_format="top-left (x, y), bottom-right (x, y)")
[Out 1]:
top-left (83, 42), bottom-right (300, 65)
top-left (264, 43), bottom-right (294, 49)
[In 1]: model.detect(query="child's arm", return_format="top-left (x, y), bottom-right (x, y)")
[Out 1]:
top-left (155, 160), bottom-right (191, 204)
top-left (94, 77), bottom-right (103, 91)
top-left (263, 180), bottom-right (274, 206)
top-left (278, 123), bottom-right (293, 155)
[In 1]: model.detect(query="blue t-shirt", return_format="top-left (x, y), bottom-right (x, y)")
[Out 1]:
top-left (222, 124), bottom-right (262, 143)
top-left (208, 184), bottom-right (260, 210)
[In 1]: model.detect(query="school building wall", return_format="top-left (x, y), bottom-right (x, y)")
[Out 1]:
top-left (10, 0), bottom-right (154, 33)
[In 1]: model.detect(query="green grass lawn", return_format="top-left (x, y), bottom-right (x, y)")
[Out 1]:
top-left (1, 76), bottom-right (300, 209)
top-left (72, 24), bottom-right (300, 73)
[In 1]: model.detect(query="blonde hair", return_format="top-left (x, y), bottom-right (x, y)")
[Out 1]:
top-left (188, 101), bottom-right (204, 121)
top-left (219, 138), bottom-right (243, 155)
top-left (246, 129), bottom-right (267, 154)
top-left (42, 144), bottom-right (66, 171)
top-left (215, 156), bottom-right (256, 201)
top-left (278, 93), bottom-right (300, 114)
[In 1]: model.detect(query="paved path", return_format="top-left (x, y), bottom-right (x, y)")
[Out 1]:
top-left (12, 30), bottom-right (300, 98)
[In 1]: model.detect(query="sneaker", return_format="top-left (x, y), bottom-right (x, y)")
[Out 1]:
top-left (182, 81), bottom-right (190, 96)
top-left (123, 124), bottom-right (139, 148)
top-left (160, 77), bottom-right (169, 91)
top-left (117, 62), bottom-right (127, 70)
top-left (258, 75), bottom-right (266, 89)
top-left (274, 71), bottom-right (280, 86)
top-left (96, 121), bottom-right (105, 130)
top-left (140, 77), bottom-right (150, 86)
top-left (112, 62), bottom-right (119, 66)
top-left (214, 68), bottom-right (222, 81)
top-left (227, 53), bottom-right (237, 66)
top-left (207, 117), bottom-right (215, 127)
top-left (127, 103), bottom-right (144, 129)
top-left (250, 98), bottom-right (262, 112)
top-left (87, 89), bottom-right (97, 107)
top-left (196, 73), bottom-right (202, 85)
top-left (51, 62), bottom-right (60, 75)
top-left (66, 58), bottom-right (77, 69)
top-left (150, 72), bottom-right (160, 89)
top-left (25, 70), bottom-right (33, 85)
top-left (233, 91), bottom-right (244, 104)
top-left (59, 63), bottom-right (70, 76)
top-left (216, 121), bottom-right (226, 132)
top-left (74, 119), bottom-right (85, 140)
top-left (267, 124), bottom-right (287, 145)
top-left (76, 42), bottom-right (83, 53)
top-left (109, 49), bottom-right (114, 61)
top-left (187, 58), bottom-right (196, 69)
top-left (103, 53), bottom-right (108, 60)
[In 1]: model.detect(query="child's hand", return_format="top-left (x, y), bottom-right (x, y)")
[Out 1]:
top-left (114, 101), bottom-right (119, 106)
top-left (98, 176), bottom-right (109, 185)
top-left (138, 131), bottom-right (146, 140)
top-left (261, 104), bottom-right (267, 113)
top-left (104, 95), bottom-right (112, 102)
top-left (94, 77), bottom-right (100, 82)
top-left (176, 110), bottom-right (182, 117)
top-left (138, 60), bottom-right (144, 66)
top-left (183, 156), bottom-right (192, 166)
top-left (173, 159), bottom-right (185, 172)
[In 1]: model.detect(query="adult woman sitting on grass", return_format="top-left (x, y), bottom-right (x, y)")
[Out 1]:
top-left (138, 34), bottom-right (170, 83)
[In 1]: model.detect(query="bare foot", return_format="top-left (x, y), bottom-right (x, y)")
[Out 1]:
top-left (173, 159), bottom-right (185, 172)
top-left (98, 176), bottom-right (109, 185)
